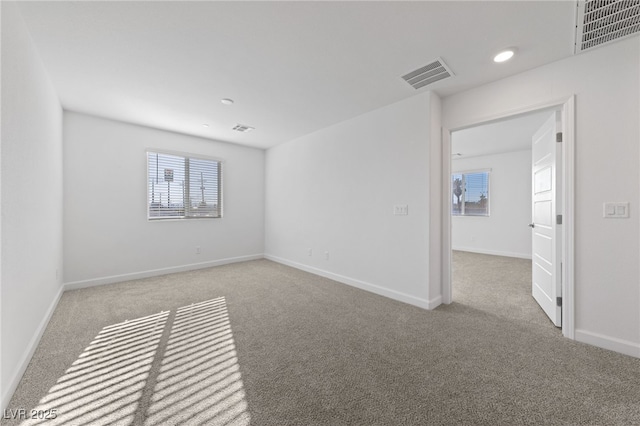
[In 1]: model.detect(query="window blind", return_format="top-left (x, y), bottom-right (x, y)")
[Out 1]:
top-left (451, 170), bottom-right (490, 216)
top-left (147, 151), bottom-right (222, 219)
top-left (463, 172), bottom-right (489, 216)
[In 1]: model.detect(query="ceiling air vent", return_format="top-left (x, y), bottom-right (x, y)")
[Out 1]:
top-left (575, 0), bottom-right (640, 53)
top-left (232, 124), bottom-right (255, 133)
top-left (401, 57), bottom-right (454, 90)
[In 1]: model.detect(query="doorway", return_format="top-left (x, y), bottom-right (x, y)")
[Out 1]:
top-left (442, 97), bottom-right (575, 339)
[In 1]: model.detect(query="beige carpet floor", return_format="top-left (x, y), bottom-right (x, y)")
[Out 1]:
top-left (452, 250), bottom-right (559, 330)
top-left (5, 255), bottom-right (640, 425)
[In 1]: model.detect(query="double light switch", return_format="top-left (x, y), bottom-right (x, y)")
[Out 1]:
top-left (603, 202), bottom-right (629, 218)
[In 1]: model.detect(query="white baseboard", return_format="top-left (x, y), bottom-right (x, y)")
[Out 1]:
top-left (575, 329), bottom-right (640, 358)
top-left (452, 247), bottom-right (532, 260)
top-left (427, 295), bottom-right (443, 310)
top-left (2, 286), bottom-right (64, 411)
top-left (265, 254), bottom-right (440, 310)
top-left (64, 254), bottom-right (264, 290)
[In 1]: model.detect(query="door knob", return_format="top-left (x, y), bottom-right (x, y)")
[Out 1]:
top-left (528, 223), bottom-right (535, 228)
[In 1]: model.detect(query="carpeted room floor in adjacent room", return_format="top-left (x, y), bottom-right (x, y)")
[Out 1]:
top-left (5, 254), bottom-right (640, 425)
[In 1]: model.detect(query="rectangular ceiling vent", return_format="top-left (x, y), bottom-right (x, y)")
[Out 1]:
top-left (232, 124), bottom-right (255, 133)
top-left (575, 0), bottom-right (640, 53)
top-left (401, 57), bottom-right (454, 90)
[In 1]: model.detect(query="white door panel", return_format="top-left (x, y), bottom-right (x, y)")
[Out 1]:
top-left (534, 201), bottom-right (553, 226)
top-left (533, 262), bottom-right (553, 295)
top-left (534, 167), bottom-right (552, 193)
top-left (531, 112), bottom-right (562, 327)
top-left (534, 234), bottom-right (552, 263)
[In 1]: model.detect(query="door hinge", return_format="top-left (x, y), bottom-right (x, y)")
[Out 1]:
top-left (556, 297), bottom-right (562, 307)
top-left (556, 132), bottom-right (563, 143)
top-left (556, 214), bottom-right (563, 225)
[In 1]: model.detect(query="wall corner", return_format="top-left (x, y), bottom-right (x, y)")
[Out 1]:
top-left (427, 91), bottom-right (443, 307)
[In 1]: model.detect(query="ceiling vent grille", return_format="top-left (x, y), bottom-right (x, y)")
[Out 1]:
top-left (232, 124), bottom-right (255, 133)
top-left (575, 0), bottom-right (640, 53)
top-left (401, 57), bottom-right (454, 90)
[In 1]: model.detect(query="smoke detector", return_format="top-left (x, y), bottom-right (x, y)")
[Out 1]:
top-left (575, 0), bottom-right (640, 53)
top-left (401, 57), bottom-right (455, 90)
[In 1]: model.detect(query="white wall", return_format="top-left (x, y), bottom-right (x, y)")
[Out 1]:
top-left (452, 149), bottom-right (532, 259)
top-left (442, 37), bottom-right (640, 357)
top-left (1, 2), bottom-right (64, 409)
top-left (63, 112), bottom-right (265, 286)
top-left (265, 92), bottom-right (438, 308)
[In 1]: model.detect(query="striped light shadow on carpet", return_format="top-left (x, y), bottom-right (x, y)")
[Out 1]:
top-left (143, 298), bottom-right (250, 426)
top-left (20, 311), bottom-right (169, 425)
top-left (16, 299), bottom-right (250, 426)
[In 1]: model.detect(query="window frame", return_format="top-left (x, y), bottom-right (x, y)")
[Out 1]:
top-left (451, 169), bottom-right (491, 217)
top-left (146, 149), bottom-right (224, 221)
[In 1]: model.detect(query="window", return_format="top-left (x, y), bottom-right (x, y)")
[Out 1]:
top-left (147, 151), bottom-right (222, 219)
top-left (451, 170), bottom-right (490, 216)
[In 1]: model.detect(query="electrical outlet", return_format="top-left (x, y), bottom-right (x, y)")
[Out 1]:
top-left (307, 248), bottom-right (312, 256)
top-left (324, 251), bottom-right (330, 260)
top-left (394, 204), bottom-right (409, 215)
top-left (196, 246), bottom-right (201, 254)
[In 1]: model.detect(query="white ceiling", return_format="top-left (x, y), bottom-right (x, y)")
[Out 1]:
top-left (452, 109), bottom-right (554, 159)
top-left (16, 1), bottom-right (578, 149)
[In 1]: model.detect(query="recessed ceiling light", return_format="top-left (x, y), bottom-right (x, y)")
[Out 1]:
top-left (494, 49), bottom-right (516, 63)
top-left (221, 98), bottom-right (234, 105)
top-left (202, 124), bottom-right (209, 128)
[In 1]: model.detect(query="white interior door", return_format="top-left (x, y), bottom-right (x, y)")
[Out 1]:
top-left (531, 111), bottom-right (562, 327)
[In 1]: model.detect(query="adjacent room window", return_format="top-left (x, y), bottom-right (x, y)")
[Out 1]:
top-left (147, 151), bottom-right (222, 219)
top-left (451, 170), bottom-right (490, 216)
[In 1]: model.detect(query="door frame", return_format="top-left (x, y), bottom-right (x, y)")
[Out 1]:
top-left (441, 96), bottom-right (575, 339)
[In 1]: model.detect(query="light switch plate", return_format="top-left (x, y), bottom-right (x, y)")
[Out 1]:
top-left (603, 202), bottom-right (629, 218)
